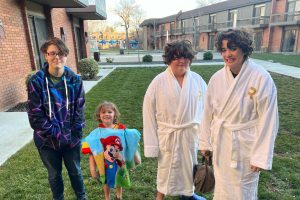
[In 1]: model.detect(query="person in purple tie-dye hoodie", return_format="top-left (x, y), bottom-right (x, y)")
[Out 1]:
top-left (27, 37), bottom-right (87, 200)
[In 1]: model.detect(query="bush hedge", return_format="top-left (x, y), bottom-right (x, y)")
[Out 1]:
top-left (25, 71), bottom-right (37, 87)
top-left (203, 51), bottom-right (213, 60)
top-left (78, 58), bottom-right (99, 80)
top-left (142, 54), bottom-right (153, 62)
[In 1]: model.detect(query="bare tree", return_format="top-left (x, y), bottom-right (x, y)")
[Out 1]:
top-left (196, 0), bottom-right (225, 7)
top-left (114, 0), bottom-right (139, 50)
top-left (131, 6), bottom-right (145, 44)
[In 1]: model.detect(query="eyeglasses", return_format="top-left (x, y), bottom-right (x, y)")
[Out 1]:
top-left (46, 51), bottom-right (66, 58)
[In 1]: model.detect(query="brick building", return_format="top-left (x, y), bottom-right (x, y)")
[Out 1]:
top-left (140, 0), bottom-right (300, 53)
top-left (0, 0), bottom-right (107, 111)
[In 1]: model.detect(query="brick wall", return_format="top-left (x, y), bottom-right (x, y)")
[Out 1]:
top-left (51, 8), bottom-right (78, 73)
top-left (0, 4), bottom-right (92, 111)
top-left (0, 0), bottom-right (32, 111)
top-left (262, 28), bottom-right (269, 49)
top-left (270, 27), bottom-right (283, 52)
top-left (199, 33), bottom-right (209, 51)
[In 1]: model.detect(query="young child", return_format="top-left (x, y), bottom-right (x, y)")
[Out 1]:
top-left (82, 101), bottom-right (141, 200)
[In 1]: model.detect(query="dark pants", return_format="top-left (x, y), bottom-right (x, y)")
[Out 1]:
top-left (38, 145), bottom-right (86, 200)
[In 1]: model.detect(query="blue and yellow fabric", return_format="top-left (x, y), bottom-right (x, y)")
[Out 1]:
top-left (82, 128), bottom-right (141, 188)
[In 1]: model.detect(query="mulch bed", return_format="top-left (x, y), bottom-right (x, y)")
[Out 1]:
top-left (82, 75), bottom-right (102, 81)
top-left (6, 102), bottom-right (27, 112)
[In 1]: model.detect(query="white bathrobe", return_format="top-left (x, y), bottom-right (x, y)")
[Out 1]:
top-left (200, 59), bottom-right (279, 200)
top-left (143, 67), bottom-right (207, 196)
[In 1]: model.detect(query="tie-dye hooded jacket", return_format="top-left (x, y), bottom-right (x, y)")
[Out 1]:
top-left (27, 64), bottom-right (85, 150)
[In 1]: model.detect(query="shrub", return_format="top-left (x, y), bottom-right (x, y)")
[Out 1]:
top-left (142, 54), bottom-right (153, 62)
top-left (203, 51), bottom-right (213, 60)
top-left (78, 58), bottom-right (99, 80)
top-left (106, 57), bottom-right (114, 63)
top-left (25, 71), bottom-right (37, 87)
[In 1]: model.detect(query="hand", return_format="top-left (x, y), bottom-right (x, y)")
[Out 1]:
top-left (250, 165), bottom-right (261, 172)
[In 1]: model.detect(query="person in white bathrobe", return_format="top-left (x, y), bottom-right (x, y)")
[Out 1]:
top-left (143, 40), bottom-right (207, 200)
top-left (200, 29), bottom-right (279, 200)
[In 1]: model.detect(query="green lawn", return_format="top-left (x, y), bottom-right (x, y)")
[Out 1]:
top-left (251, 53), bottom-right (300, 68)
top-left (0, 66), bottom-right (299, 200)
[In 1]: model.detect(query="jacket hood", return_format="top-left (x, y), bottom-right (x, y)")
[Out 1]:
top-left (38, 62), bottom-right (76, 79)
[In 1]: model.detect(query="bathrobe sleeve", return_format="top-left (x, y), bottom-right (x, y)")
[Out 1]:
top-left (250, 76), bottom-right (279, 170)
top-left (199, 78), bottom-right (214, 151)
top-left (143, 80), bottom-right (159, 157)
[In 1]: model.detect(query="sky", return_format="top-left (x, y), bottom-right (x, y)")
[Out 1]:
top-left (105, 0), bottom-right (199, 25)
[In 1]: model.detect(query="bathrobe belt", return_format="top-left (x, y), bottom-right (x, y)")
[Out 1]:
top-left (212, 119), bottom-right (258, 168)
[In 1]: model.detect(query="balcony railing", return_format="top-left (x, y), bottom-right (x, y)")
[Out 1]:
top-left (237, 16), bottom-right (269, 27)
top-left (198, 23), bottom-right (217, 32)
top-left (174, 28), bottom-right (182, 35)
top-left (183, 27), bottom-right (194, 34)
top-left (155, 31), bottom-right (161, 37)
top-left (215, 21), bottom-right (233, 29)
top-left (150, 15), bottom-right (275, 36)
top-left (270, 12), bottom-right (300, 25)
top-left (66, 0), bottom-right (107, 20)
top-left (252, 16), bottom-right (270, 25)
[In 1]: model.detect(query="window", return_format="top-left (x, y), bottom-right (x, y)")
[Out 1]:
top-left (170, 22), bottom-right (175, 30)
top-left (195, 17), bottom-right (200, 27)
top-left (287, 0), bottom-right (300, 21)
top-left (229, 10), bottom-right (237, 27)
top-left (253, 31), bottom-right (263, 51)
top-left (208, 34), bottom-right (215, 50)
top-left (254, 4), bottom-right (266, 17)
top-left (60, 27), bottom-right (66, 42)
top-left (176, 20), bottom-right (181, 29)
top-left (254, 4), bottom-right (266, 24)
top-left (182, 20), bottom-right (186, 28)
top-left (209, 14), bottom-right (216, 24)
top-left (287, 0), bottom-right (300, 12)
top-left (282, 29), bottom-right (296, 52)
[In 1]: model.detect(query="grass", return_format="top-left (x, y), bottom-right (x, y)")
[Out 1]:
top-left (251, 53), bottom-right (300, 68)
top-left (0, 66), bottom-right (299, 199)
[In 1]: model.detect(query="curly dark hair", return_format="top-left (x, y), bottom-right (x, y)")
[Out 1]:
top-left (162, 40), bottom-right (196, 65)
top-left (215, 29), bottom-right (253, 57)
top-left (40, 37), bottom-right (69, 56)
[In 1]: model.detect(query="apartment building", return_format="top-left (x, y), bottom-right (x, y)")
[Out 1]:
top-left (140, 0), bottom-right (300, 53)
top-left (0, 0), bottom-right (107, 111)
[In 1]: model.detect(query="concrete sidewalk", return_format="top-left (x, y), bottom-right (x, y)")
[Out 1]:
top-left (0, 57), bottom-right (299, 166)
